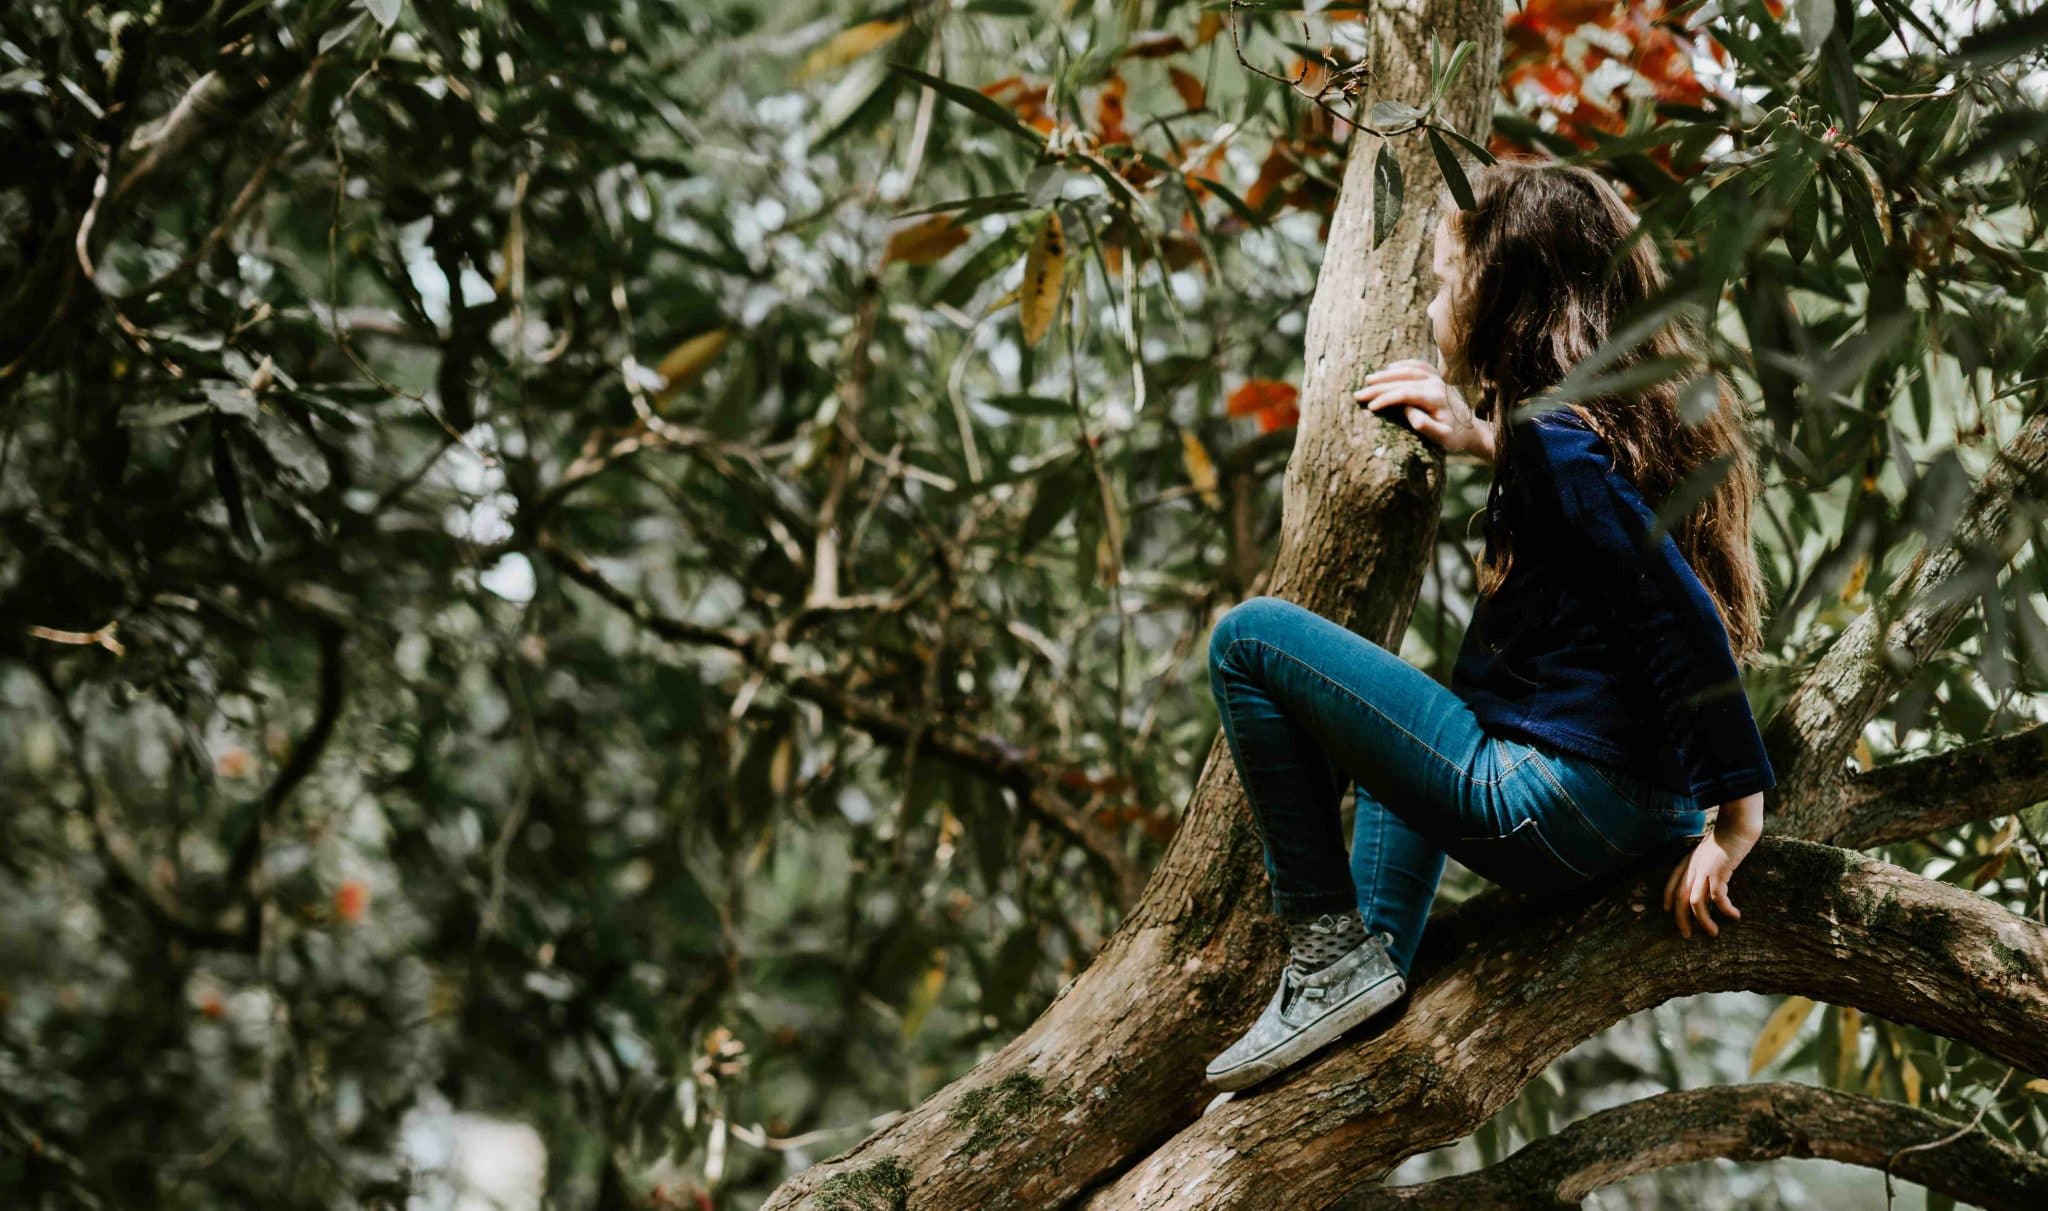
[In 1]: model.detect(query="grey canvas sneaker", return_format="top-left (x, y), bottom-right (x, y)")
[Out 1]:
top-left (1204, 928), bottom-right (1406, 1092)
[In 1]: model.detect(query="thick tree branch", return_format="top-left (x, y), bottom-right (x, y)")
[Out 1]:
top-left (1768, 410), bottom-right (2048, 835)
top-left (765, 0), bottom-right (1504, 1202)
top-left (1335, 1081), bottom-right (2048, 1211)
top-left (1834, 723), bottom-right (2048, 850)
top-left (1078, 838), bottom-right (2048, 1208)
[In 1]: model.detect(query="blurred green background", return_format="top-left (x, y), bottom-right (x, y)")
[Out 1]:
top-left (3, 0), bottom-right (2045, 1207)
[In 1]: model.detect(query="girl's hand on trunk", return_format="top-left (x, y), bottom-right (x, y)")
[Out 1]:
top-left (1354, 359), bottom-right (1495, 462)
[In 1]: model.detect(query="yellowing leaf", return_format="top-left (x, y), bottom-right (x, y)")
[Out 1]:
top-left (1181, 428), bottom-right (1221, 510)
top-left (2023, 1077), bottom-right (2048, 1096)
top-left (883, 215), bottom-right (971, 267)
top-left (768, 729), bottom-right (794, 795)
top-left (798, 19), bottom-right (905, 81)
top-left (1903, 1055), bottom-right (1923, 1105)
top-left (654, 329), bottom-right (728, 402)
top-left (1852, 736), bottom-right (1873, 771)
top-left (1168, 65), bottom-right (1205, 111)
top-left (1020, 211), bottom-right (1066, 347)
top-left (982, 281), bottom-right (1022, 318)
top-left (1836, 1005), bottom-right (1861, 1084)
top-left (1839, 553), bottom-right (1868, 601)
top-left (1750, 994), bottom-right (1816, 1076)
top-left (900, 947), bottom-right (948, 1040)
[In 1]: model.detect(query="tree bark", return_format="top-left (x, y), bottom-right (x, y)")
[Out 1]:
top-left (1079, 838), bottom-right (2048, 1207)
top-left (761, 2), bottom-right (1502, 1206)
top-left (764, 7), bottom-right (2048, 1211)
top-left (1334, 1082), bottom-right (2048, 1210)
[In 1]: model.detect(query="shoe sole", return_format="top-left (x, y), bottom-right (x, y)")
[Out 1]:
top-left (1204, 970), bottom-right (1406, 1092)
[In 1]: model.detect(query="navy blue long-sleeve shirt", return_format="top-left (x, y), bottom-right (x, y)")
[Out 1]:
top-left (1450, 406), bottom-right (1776, 808)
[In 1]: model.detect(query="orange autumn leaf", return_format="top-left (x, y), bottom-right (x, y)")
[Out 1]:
top-left (883, 215), bottom-right (971, 266)
top-left (982, 76), bottom-right (1054, 132)
top-left (1242, 142), bottom-right (1298, 215)
top-left (1168, 65), bottom-right (1205, 111)
top-left (1096, 74), bottom-right (1129, 146)
top-left (1227, 380), bottom-right (1299, 432)
top-left (335, 880), bottom-right (369, 925)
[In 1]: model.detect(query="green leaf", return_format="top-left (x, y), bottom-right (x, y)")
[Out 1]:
top-left (1437, 125), bottom-right (1498, 167)
top-left (1954, 6), bottom-right (2048, 66)
top-left (981, 393), bottom-right (1073, 417)
top-left (1427, 39), bottom-right (1477, 112)
top-left (1192, 175), bottom-right (1262, 227)
top-left (1538, 353), bottom-right (1696, 407)
top-left (317, 10), bottom-right (369, 54)
top-left (1426, 126), bottom-right (1474, 210)
top-left (930, 225), bottom-right (1032, 308)
top-left (1786, 173), bottom-right (1820, 266)
top-left (1369, 100), bottom-right (1426, 132)
top-left (120, 401), bottom-right (214, 427)
top-left (812, 54), bottom-right (897, 150)
top-left (1371, 141), bottom-right (1403, 251)
top-left (1792, 0), bottom-right (1834, 53)
top-left (890, 63), bottom-right (1045, 147)
top-left (359, 0), bottom-right (402, 31)
top-left (1950, 109), bottom-right (2048, 173)
top-left (1647, 452), bottom-right (1736, 542)
top-left (1019, 457), bottom-right (1086, 553)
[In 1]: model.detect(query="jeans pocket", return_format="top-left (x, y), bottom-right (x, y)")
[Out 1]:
top-left (1530, 751), bottom-right (1698, 866)
top-left (1452, 815), bottom-right (1593, 898)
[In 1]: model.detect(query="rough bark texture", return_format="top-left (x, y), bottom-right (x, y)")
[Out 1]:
top-left (761, 3), bottom-right (1502, 1207)
top-left (1080, 838), bottom-right (2048, 1207)
top-left (1765, 410), bottom-right (2048, 840)
top-left (1335, 1082), bottom-right (2048, 1210)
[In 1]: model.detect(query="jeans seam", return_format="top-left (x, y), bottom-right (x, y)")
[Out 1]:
top-left (1216, 651), bottom-right (1355, 915)
top-left (1461, 814), bottom-right (1590, 878)
top-left (1361, 797), bottom-right (1384, 916)
top-left (1220, 635), bottom-right (1508, 787)
top-left (1528, 753), bottom-right (1630, 858)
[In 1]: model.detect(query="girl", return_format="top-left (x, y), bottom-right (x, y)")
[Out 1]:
top-left (1202, 159), bottom-right (1774, 1094)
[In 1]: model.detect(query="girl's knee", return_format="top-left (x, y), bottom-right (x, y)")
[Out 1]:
top-left (1209, 595), bottom-right (1293, 667)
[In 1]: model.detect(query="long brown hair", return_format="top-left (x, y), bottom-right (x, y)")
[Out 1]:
top-left (1439, 158), bottom-right (1769, 664)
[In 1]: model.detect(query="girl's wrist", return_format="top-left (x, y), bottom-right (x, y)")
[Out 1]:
top-left (1713, 793), bottom-right (1765, 841)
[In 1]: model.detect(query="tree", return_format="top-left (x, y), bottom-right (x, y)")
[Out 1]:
top-left (764, 1), bottom-right (2048, 1206)
top-left (3, 1), bottom-right (2046, 1208)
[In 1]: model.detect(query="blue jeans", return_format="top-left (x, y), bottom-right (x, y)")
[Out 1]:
top-left (1207, 595), bottom-right (1708, 978)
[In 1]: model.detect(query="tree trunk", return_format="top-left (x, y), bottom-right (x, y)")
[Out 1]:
top-left (764, 5), bottom-right (2048, 1208)
top-left (762, 2), bottom-right (1502, 1207)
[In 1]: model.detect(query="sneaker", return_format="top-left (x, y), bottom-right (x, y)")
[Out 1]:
top-left (1203, 929), bottom-right (1406, 1092)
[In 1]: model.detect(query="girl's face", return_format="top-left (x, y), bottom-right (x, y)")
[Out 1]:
top-left (1427, 214), bottom-right (1465, 384)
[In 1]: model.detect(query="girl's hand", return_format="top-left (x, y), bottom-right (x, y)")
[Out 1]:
top-left (1662, 814), bottom-right (1759, 939)
top-left (1354, 359), bottom-right (1496, 462)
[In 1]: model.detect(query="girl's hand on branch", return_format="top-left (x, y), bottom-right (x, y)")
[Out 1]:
top-left (1663, 795), bottom-right (1762, 939)
top-left (1354, 359), bottom-right (1496, 462)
